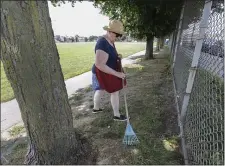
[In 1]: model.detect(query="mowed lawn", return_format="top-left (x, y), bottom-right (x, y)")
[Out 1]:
top-left (1, 42), bottom-right (145, 103)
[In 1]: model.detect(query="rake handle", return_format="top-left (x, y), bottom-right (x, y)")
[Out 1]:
top-left (115, 47), bottom-right (130, 124)
top-left (122, 77), bottom-right (130, 124)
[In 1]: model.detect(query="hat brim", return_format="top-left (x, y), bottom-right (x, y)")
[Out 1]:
top-left (103, 26), bottom-right (125, 35)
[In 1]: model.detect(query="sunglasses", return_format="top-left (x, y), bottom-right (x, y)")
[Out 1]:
top-left (110, 31), bottom-right (122, 38)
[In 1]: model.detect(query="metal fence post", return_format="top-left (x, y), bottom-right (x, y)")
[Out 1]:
top-left (178, 2), bottom-right (213, 164)
top-left (169, 32), bottom-right (175, 63)
top-left (172, 2), bottom-right (185, 69)
top-left (180, 0), bottom-right (212, 123)
top-left (170, 1), bottom-right (187, 164)
top-left (179, 1), bottom-right (213, 164)
top-left (171, 21), bottom-right (178, 56)
top-left (172, 0), bottom-right (223, 164)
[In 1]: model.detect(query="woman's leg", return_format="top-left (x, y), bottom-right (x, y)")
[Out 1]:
top-left (110, 91), bottom-right (120, 117)
top-left (111, 91), bottom-right (127, 121)
top-left (93, 90), bottom-right (104, 111)
top-left (92, 72), bottom-right (104, 113)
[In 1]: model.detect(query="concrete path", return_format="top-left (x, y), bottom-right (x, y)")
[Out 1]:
top-left (1, 50), bottom-right (146, 132)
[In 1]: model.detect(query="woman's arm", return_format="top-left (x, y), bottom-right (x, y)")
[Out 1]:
top-left (95, 50), bottom-right (125, 79)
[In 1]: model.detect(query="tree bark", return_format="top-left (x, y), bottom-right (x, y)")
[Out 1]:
top-left (145, 36), bottom-right (154, 59)
top-left (1, 1), bottom-right (85, 164)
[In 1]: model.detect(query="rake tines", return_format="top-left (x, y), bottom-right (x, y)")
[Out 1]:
top-left (123, 123), bottom-right (139, 146)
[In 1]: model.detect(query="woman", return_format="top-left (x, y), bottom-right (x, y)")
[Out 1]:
top-left (92, 20), bottom-right (127, 121)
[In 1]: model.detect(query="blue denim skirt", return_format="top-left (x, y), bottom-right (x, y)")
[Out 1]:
top-left (92, 73), bottom-right (103, 91)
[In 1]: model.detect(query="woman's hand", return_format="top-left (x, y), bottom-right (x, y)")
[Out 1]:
top-left (95, 50), bottom-right (125, 78)
top-left (115, 72), bottom-right (126, 79)
top-left (118, 54), bottom-right (122, 58)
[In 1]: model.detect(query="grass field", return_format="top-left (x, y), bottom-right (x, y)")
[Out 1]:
top-left (1, 42), bottom-right (145, 103)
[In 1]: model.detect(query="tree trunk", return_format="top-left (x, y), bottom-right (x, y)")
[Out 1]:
top-left (159, 36), bottom-right (165, 49)
top-left (1, 1), bottom-right (85, 164)
top-left (156, 38), bottom-right (160, 51)
top-left (145, 36), bottom-right (154, 59)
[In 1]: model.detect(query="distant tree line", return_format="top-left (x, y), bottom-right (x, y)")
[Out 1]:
top-left (54, 34), bottom-right (138, 43)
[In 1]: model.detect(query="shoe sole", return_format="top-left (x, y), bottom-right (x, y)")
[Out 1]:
top-left (92, 111), bottom-right (103, 114)
top-left (113, 119), bottom-right (127, 121)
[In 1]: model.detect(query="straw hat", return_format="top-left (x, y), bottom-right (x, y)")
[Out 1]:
top-left (103, 20), bottom-right (125, 35)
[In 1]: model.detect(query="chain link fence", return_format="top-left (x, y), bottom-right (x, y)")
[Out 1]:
top-left (169, 0), bottom-right (224, 165)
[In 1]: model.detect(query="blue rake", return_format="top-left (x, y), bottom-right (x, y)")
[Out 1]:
top-left (122, 79), bottom-right (139, 146)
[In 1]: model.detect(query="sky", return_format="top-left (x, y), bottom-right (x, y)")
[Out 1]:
top-left (48, 1), bottom-right (109, 37)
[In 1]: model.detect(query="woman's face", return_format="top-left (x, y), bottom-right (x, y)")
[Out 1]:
top-left (108, 31), bottom-right (121, 42)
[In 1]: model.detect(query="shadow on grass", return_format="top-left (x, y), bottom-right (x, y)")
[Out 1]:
top-left (128, 52), bottom-right (162, 61)
top-left (1, 129), bottom-right (98, 165)
top-left (1, 136), bottom-right (28, 165)
top-left (128, 54), bottom-right (145, 60)
top-left (1, 85), bottom-right (96, 165)
top-left (69, 85), bottom-right (93, 106)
